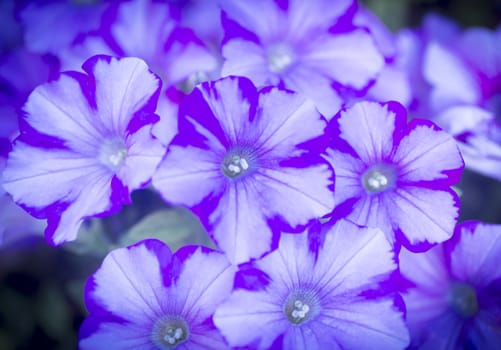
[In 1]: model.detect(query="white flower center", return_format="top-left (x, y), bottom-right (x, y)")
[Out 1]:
top-left (284, 288), bottom-right (320, 325)
top-left (449, 282), bottom-right (478, 318)
top-left (221, 147), bottom-right (257, 179)
top-left (178, 71), bottom-right (210, 94)
top-left (98, 138), bottom-right (127, 171)
top-left (163, 326), bottom-right (185, 345)
top-left (267, 43), bottom-right (295, 74)
top-left (290, 299), bottom-right (310, 321)
top-left (152, 316), bottom-right (189, 349)
top-left (224, 155), bottom-right (249, 177)
top-left (361, 164), bottom-right (396, 194)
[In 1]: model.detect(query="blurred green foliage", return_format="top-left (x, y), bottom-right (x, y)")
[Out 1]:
top-left (364, 0), bottom-right (500, 30)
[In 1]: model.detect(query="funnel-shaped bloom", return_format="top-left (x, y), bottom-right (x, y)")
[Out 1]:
top-left (153, 76), bottom-right (334, 264)
top-left (325, 100), bottom-right (463, 248)
top-left (3, 55), bottom-right (165, 245)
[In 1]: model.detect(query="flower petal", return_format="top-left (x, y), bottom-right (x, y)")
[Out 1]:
top-left (345, 194), bottom-right (394, 244)
top-left (394, 120), bottom-right (463, 184)
top-left (3, 143), bottom-right (102, 209)
top-left (163, 28), bottom-right (218, 85)
top-left (255, 87), bottom-right (326, 157)
top-left (49, 172), bottom-right (116, 244)
top-left (287, 0), bottom-right (353, 36)
top-left (399, 246), bottom-right (451, 330)
top-left (111, 0), bottom-right (176, 66)
top-left (256, 165), bottom-right (334, 227)
top-left (449, 222), bottom-right (501, 288)
top-left (213, 288), bottom-right (287, 349)
top-left (172, 248), bottom-right (236, 323)
top-left (209, 182), bottom-right (274, 264)
top-left (457, 28), bottom-right (501, 79)
top-left (88, 56), bottom-right (161, 135)
top-left (314, 220), bottom-right (396, 294)
top-left (284, 64), bottom-right (344, 118)
top-left (117, 127), bottom-right (165, 190)
top-left (389, 186), bottom-right (458, 245)
top-left (220, 0), bottom-right (285, 41)
top-left (469, 310), bottom-right (501, 350)
top-left (336, 101), bottom-right (400, 163)
top-left (413, 311), bottom-right (463, 350)
top-left (80, 317), bottom-right (156, 350)
top-left (198, 76), bottom-right (257, 145)
top-left (23, 73), bottom-right (102, 151)
top-left (319, 298), bottom-right (409, 350)
top-left (324, 149), bottom-right (365, 205)
top-left (366, 64), bottom-right (412, 107)
top-left (152, 145), bottom-right (224, 207)
top-left (221, 39), bottom-right (271, 85)
top-left (85, 239), bottom-right (172, 322)
top-left (302, 30), bottom-right (384, 90)
top-left (424, 42), bottom-right (481, 110)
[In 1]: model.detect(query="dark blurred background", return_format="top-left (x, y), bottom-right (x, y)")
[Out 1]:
top-left (0, 0), bottom-right (500, 349)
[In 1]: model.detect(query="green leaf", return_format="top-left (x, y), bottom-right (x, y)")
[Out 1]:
top-left (36, 283), bottom-right (73, 341)
top-left (118, 206), bottom-right (216, 251)
top-left (63, 219), bottom-right (113, 257)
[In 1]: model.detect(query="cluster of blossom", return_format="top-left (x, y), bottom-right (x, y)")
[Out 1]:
top-left (0, 0), bottom-right (500, 349)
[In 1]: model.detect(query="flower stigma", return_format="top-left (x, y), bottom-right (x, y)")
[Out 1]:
top-left (284, 288), bottom-right (320, 325)
top-left (178, 71), bottom-right (209, 94)
top-left (222, 147), bottom-right (256, 179)
top-left (98, 137), bottom-right (128, 171)
top-left (449, 282), bottom-right (479, 318)
top-left (152, 316), bottom-right (189, 349)
top-left (267, 43), bottom-right (295, 74)
top-left (362, 164), bottom-right (396, 194)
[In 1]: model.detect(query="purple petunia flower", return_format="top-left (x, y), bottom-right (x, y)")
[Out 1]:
top-left (396, 15), bottom-right (501, 180)
top-left (220, 0), bottom-right (384, 117)
top-left (58, 0), bottom-right (220, 147)
top-left (324, 100), bottom-right (463, 248)
top-left (423, 24), bottom-right (500, 114)
top-left (400, 221), bottom-right (501, 349)
top-left (213, 219), bottom-right (410, 349)
top-left (421, 24), bottom-right (501, 181)
top-left (152, 76), bottom-right (334, 264)
top-left (2, 55), bottom-right (165, 245)
top-left (80, 239), bottom-right (236, 349)
top-left (58, 0), bottom-right (218, 87)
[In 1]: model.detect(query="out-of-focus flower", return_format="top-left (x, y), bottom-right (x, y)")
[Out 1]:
top-left (80, 239), bottom-right (236, 349)
top-left (354, 7), bottom-right (411, 107)
top-left (153, 76), bottom-right (334, 264)
top-left (324, 101), bottom-right (463, 248)
top-left (0, 0), bottom-right (22, 52)
top-left (20, 0), bottom-right (106, 55)
top-left (2, 55), bottom-right (165, 245)
top-left (401, 14), bottom-right (501, 181)
top-left (214, 219), bottom-right (410, 349)
top-left (400, 221), bottom-right (501, 349)
top-left (174, 0), bottom-right (224, 48)
top-left (220, 0), bottom-right (384, 117)
top-left (398, 13), bottom-right (461, 117)
top-left (0, 48), bottom-right (59, 141)
top-left (423, 23), bottom-right (501, 181)
top-left (58, 0), bottom-right (220, 146)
